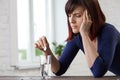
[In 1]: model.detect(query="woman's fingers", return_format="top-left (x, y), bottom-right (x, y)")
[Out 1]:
top-left (39, 38), bottom-right (44, 49)
top-left (35, 36), bottom-right (49, 51)
top-left (86, 10), bottom-right (89, 20)
top-left (85, 10), bottom-right (92, 22)
top-left (82, 10), bottom-right (86, 22)
top-left (34, 43), bottom-right (38, 48)
top-left (41, 36), bottom-right (49, 51)
top-left (35, 40), bottom-right (43, 50)
top-left (80, 10), bottom-right (92, 34)
top-left (86, 10), bottom-right (90, 20)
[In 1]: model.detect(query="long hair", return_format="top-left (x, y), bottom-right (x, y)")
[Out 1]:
top-left (65, 0), bottom-right (106, 41)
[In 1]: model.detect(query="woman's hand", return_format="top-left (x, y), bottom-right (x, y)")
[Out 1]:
top-left (35, 36), bottom-right (51, 55)
top-left (80, 10), bottom-right (92, 35)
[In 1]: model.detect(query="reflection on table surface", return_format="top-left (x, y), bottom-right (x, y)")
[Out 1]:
top-left (0, 76), bottom-right (120, 80)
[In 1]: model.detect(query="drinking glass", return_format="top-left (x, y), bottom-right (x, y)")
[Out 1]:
top-left (40, 55), bottom-right (51, 79)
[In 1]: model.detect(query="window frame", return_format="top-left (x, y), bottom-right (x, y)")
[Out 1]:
top-left (9, 0), bottom-right (18, 66)
top-left (10, 0), bottom-right (55, 69)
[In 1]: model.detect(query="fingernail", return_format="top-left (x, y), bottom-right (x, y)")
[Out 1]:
top-left (43, 47), bottom-right (47, 51)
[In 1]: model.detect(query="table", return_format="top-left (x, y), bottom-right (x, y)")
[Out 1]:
top-left (0, 76), bottom-right (120, 80)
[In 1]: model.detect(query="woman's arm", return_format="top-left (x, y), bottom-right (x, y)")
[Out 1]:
top-left (35, 36), bottom-right (80, 76)
top-left (81, 18), bottom-right (117, 77)
top-left (55, 38), bottom-right (80, 76)
top-left (81, 32), bottom-right (99, 68)
top-left (80, 10), bottom-right (107, 77)
top-left (35, 36), bottom-right (60, 73)
top-left (89, 25), bottom-right (117, 77)
top-left (80, 10), bottom-right (99, 68)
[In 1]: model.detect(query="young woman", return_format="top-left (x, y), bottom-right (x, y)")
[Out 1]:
top-left (35, 0), bottom-right (120, 77)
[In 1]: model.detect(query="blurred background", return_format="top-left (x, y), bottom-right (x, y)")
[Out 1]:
top-left (0, 0), bottom-right (120, 76)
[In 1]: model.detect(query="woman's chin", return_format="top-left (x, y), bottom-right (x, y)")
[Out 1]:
top-left (72, 30), bottom-right (79, 34)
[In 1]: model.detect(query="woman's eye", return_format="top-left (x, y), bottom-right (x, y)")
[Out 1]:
top-left (76, 14), bottom-right (81, 17)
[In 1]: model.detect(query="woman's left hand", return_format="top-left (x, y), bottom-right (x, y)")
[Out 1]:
top-left (80, 10), bottom-right (92, 35)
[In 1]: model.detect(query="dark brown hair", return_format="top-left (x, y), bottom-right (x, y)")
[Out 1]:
top-left (65, 0), bottom-right (106, 41)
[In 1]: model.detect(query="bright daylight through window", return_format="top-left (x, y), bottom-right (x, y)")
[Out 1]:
top-left (17, 0), bottom-right (46, 62)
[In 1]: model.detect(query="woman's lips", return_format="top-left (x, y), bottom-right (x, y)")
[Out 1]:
top-left (71, 26), bottom-right (77, 29)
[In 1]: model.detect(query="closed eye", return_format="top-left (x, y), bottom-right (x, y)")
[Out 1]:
top-left (75, 14), bottom-right (82, 17)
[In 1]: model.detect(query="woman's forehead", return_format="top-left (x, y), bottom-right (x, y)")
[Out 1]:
top-left (72, 6), bottom-right (84, 13)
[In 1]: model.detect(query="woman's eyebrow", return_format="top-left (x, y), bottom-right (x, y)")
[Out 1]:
top-left (72, 12), bottom-right (82, 15)
top-left (73, 10), bottom-right (83, 14)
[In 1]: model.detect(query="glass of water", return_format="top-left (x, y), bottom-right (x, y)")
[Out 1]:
top-left (40, 55), bottom-right (51, 79)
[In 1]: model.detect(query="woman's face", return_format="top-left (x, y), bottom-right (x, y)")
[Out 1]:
top-left (68, 6), bottom-right (84, 33)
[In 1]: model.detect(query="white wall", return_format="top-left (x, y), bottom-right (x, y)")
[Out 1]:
top-left (99, 0), bottom-right (120, 31)
top-left (54, 0), bottom-right (67, 43)
top-left (0, 0), bottom-right (17, 70)
top-left (0, 0), bottom-right (10, 70)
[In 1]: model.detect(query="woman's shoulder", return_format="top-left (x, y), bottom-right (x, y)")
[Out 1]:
top-left (99, 23), bottom-right (120, 40)
top-left (102, 23), bottom-right (116, 30)
top-left (67, 33), bottom-right (82, 46)
top-left (68, 33), bottom-right (81, 42)
top-left (101, 23), bottom-right (119, 35)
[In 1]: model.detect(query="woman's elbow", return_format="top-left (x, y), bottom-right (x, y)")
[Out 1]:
top-left (92, 71), bottom-right (105, 78)
top-left (90, 64), bottom-right (107, 78)
top-left (53, 69), bottom-right (66, 76)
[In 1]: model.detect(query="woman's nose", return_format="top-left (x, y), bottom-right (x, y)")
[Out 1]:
top-left (69, 16), bottom-right (75, 23)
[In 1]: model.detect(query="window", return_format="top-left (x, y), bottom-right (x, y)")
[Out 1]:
top-left (9, 0), bottom-right (55, 68)
top-left (17, 0), bottom-right (46, 65)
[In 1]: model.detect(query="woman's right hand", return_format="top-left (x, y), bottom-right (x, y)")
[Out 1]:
top-left (35, 36), bottom-right (51, 55)
top-left (80, 10), bottom-right (92, 35)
